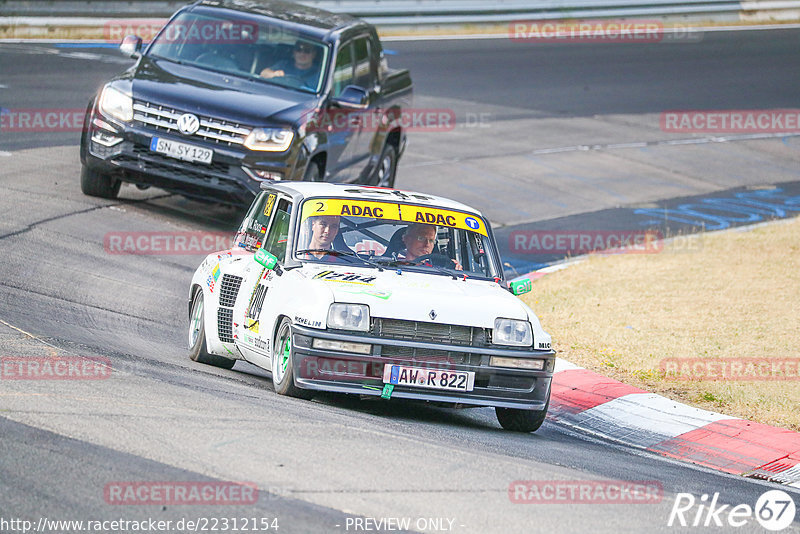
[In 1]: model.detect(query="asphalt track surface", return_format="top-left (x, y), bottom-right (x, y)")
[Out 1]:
top-left (1, 30), bottom-right (800, 533)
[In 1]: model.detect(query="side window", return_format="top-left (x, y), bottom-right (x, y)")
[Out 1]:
top-left (235, 192), bottom-right (278, 250)
top-left (353, 37), bottom-right (372, 88)
top-left (262, 198), bottom-right (292, 262)
top-left (332, 42), bottom-right (354, 97)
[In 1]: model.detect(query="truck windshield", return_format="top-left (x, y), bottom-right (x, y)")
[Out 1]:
top-left (295, 198), bottom-right (501, 279)
top-left (148, 11), bottom-right (329, 94)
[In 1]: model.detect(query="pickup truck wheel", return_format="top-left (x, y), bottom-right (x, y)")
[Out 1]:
top-left (188, 287), bottom-right (236, 370)
top-left (303, 161), bottom-right (322, 182)
top-left (80, 164), bottom-right (121, 199)
top-left (374, 144), bottom-right (397, 188)
top-left (496, 398), bottom-right (549, 433)
top-left (272, 318), bottom-right (313, 399)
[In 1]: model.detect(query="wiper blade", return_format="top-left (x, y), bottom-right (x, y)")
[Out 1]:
top-left (296, 249), bottom-right (384, 271)
top-left (414, 263), bottom-right (457, 279)
top-left (372, 256), bottom-right (457, 279)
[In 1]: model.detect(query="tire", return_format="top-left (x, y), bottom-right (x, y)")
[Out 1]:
top-left (496, 397), bottom-right (549, 433)
top-left (188, 287), bottom-right (236, 370)
top-left (272, 318), bottom-right (313, 399)
top-left (303, 160), bottom-right (322, 182)
top-left (80, 163), bottom-right (121, 199)
top-left (372, 144), bottom-right (397, 188)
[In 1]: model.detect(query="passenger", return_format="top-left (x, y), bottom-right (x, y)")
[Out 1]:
top-left (260, 40), bottom-right (320, 89)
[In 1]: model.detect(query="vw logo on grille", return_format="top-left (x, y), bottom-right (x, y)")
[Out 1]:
top-left (177, 113), bottom-right (200, 135)
top-left (429, 309), bottom-right (437, 320)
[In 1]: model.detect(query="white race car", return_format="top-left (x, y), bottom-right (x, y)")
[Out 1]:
top-left (189, 183), bottom-right (555, 431)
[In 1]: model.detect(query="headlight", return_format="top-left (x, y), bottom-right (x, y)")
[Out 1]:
top-left (493, 318), bottom-right (533, 347)
top-left (327, 303), bottom-right (370, 332)
top-left (243, 128), bottom-right (294, 152)
top-left (99, 85), bottom-right (133, 123)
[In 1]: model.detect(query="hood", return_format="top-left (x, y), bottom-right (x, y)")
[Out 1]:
top-left (127, 56), bottom-right (318, 126)
top-left (301, 265), bottom-right (528, 328)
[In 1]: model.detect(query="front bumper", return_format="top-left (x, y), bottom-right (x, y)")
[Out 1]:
top-left (290, 324), bottom-right (554, 410)
top-left (83, 112), bottom-right (301, 206)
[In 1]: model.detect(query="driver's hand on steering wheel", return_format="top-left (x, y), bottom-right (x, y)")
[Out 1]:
top-left (260, 68), bottom-right (285, 78)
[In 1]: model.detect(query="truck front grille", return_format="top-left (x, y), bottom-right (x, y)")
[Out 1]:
top-left (133, 100), bottom-right (252, 146)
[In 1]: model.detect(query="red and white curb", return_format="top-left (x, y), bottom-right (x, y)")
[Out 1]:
top-left (548, 359), bottom-right (800, 488)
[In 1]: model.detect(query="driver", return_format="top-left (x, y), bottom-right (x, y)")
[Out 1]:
top-left (260, 40), bottom-right (320, 89)
top-left (400, 223), bottom-right (437, 262)
top-left (400, 223), bottom-right (462, 270)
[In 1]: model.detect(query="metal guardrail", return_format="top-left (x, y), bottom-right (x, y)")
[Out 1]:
top-left (1, 0), bottom-right (799, 24)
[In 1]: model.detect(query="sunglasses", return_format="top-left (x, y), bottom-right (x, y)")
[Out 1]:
top-left (294, 45), bottom-right (313, 53)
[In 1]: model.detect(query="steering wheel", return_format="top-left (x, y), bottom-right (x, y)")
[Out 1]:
top-left (410, 253), bottom-right (453, 268)
top-left (277, 73), bottom-right (313, 89)
top-left (195, 52), bottom-right (239, 71)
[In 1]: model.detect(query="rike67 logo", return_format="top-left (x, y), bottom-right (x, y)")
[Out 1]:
top-left (668, 490), bottom-right (796, 531)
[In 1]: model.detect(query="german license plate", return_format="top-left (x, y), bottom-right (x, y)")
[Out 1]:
top-left (382, 364), bottom-right (475, 392)
top-left (150, 136), bottom-right (212, 164)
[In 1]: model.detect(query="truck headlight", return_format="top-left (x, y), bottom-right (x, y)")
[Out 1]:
top-left (493, 318), bottom-right (533, 347)
top-left (327, 303), bottom-right (370, 332)
top-left (244, 128), bottom-right (294, 152)
top-left (99, 85), bottom-right (133, 123)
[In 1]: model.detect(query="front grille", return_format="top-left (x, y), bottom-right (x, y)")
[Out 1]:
top-left (218, 275), bottom-right (242, 307)
top-left (133, 100), bottom-right (252, 146)
top-left (217, 307), bottom-right (234, 343)
top-left (380, 346), bottom-right (468, 364)
top-left (373, 318), bottom-right (487, 347)
top-left (131, 146), bottom-right (230, 174)
top-left (114, 154), bottom-right (233, 186)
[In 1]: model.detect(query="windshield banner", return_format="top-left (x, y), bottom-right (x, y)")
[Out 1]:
top-left (301, 199), bottom-right (487, 236)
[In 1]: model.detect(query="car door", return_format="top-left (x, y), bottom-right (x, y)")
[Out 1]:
top-left (324, 40), bottom-right (361, 182)
top-left (235, 193), bottom-right (292, 368)
top-left (350, 35), bottom-right (383, 181)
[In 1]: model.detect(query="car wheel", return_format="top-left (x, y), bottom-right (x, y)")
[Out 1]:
top-left (272, 318), bottom-right (313, 399)
top-left (373, 144), bottom-right (397, 188)
top-left (303, 161), bottom-right (322, 182)
top-left (495, 397), bottom-right (549, 433)
top-left (80, 163), bottom-right (121, 199)
top-left (188, 287), bottom-right (236, 370)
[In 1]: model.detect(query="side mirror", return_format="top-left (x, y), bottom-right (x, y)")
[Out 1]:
top-left (331, 86), bottom-right (369, 110)
top-left (120, 35), bottom-right (143, 59)
top-left (508, 278), bottom-right (531, 296)
top-left (254, 248), bottom-right (282, 275)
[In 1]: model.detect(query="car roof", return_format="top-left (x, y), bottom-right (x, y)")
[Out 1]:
top-left (195, 0), bottom-right (361, 36)
top-left (261, 182), bottom-right (485, 216)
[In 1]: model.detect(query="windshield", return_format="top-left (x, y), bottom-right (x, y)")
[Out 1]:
top-left (294, 198), bottom-right (501, 279)
top-left (147, 11), bottom-right (329, 93)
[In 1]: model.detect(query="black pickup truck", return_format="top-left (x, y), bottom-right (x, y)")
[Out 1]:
top-left (80, 0), bottom-right (412, 206)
